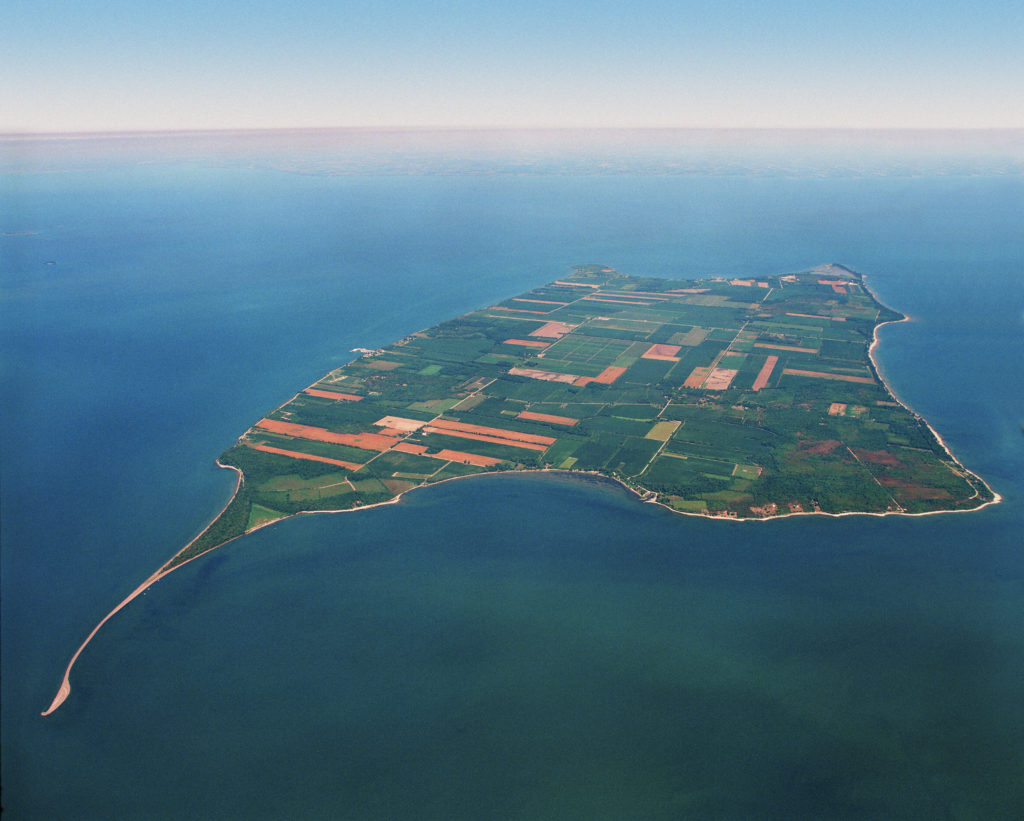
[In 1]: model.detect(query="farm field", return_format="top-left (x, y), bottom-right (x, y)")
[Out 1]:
top-left (170, 263), bottom-right (995, 568)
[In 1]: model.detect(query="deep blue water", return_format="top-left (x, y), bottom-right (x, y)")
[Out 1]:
top-left (2, 138), bottom-right (1023, 819)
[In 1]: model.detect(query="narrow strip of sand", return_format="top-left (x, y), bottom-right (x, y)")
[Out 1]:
top-left (42, 572), bottom-right (164, 715)
top-left (41, 463), bottom-right (242, 716)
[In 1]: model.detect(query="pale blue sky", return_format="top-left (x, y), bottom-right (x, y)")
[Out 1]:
top-left (4, 0), bottom-right (1022, 132)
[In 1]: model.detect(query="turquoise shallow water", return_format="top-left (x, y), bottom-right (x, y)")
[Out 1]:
top-left (2, 136), bottom-right (1023, 818)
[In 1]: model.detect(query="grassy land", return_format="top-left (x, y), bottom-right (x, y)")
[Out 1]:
top-left (165, 263), bottom-right (995, 566)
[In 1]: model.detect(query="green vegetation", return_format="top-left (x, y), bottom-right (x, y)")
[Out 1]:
top-left (163, 263), bottom-right (995, 568)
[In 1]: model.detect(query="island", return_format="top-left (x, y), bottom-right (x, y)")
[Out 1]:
top-left (42, 263), bottom-right (998, 715)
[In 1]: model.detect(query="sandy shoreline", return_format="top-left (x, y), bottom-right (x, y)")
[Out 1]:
top-left (41, 463), bottom-right (243, 716)
top-left (41, 267), bottom-right (1001, 716)
top-left (860, 274), bottom-right (1001, 511)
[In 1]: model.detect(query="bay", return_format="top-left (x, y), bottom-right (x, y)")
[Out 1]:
top-left (2, 133), bottom-right (1022, 819)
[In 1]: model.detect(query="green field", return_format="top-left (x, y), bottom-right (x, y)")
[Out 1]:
top-left (165, 263), bottom-right (995, 570)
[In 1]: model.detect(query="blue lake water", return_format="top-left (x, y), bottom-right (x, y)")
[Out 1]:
top-left (2, 134), bottom-right (1023, 818)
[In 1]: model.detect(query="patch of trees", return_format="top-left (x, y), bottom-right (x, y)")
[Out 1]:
top-left (165, 485), bottom-right (252, 570)
top-left (221, 445), bottom-right (339, 482)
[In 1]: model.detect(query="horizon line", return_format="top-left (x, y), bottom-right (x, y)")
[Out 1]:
top-left (4, 125), bottom-right (1024, 141)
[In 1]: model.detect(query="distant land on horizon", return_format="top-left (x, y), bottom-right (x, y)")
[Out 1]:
top-left (6, 125), bottom-right (1024, 136)
top-left (4, 127), bottom-right (1022, 179)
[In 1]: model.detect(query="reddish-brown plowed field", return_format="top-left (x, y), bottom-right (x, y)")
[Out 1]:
top-left (391, 440), bottom-right (503, 466)
top-left (683, 367), bottom-right (711, 388)
top-left (503, 338), bottom-right (550, 348)
top-left (304, 388), bottom-right (364, 401)
top-left (247, 443), bottom-right (363, 471)
top-left (818, 279), bottom-right (846, 286)
top-left (831, 284), bottom-right (847, 294)
top-left (642, 343), bottom-right (681, 361)
top-left (530, 321), bottom-right (575, 338)
top-left (373, 416), bottom-right (426, 432)
top-left (517, 411), bottom-right (578, 426)
top-left (435, 449), bottom-right (503, 466)
top-left (401, 446), bottom-right (502, 467)
top-left (424, 427), bottom-right (549, 451)
top-left (574, 365), bottom-right (626, 387)
top-left (255, 418), bottom-right (395, 451)
top-left (669, 288), bottom-right (710, 293)
top-left (581, 296), bottom-right (653, 306)
top-left (782, 369), bottom-right (875, 384)
top-left (508, 367), bottom-right (579, 384)
top-left (703, 368), bottom-right (738, 390)
top-left (393, 442), bottom-right (428, 455)
top-left (428, 418), bottom-right (556, 445)
top-left (599, 290), bottom-right (670, 299)
top-left (751, 355), bottom-right (779, 391)
top-left (754, 342), bottom-right (819, 354)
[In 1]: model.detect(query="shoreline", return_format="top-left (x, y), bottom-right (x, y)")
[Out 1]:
top-left (860, 273), bottom-right (1001, 511)
top-left (41, 462), bottom-right (243, 717)
top-left (42, 266), bottom-right (1001, 716)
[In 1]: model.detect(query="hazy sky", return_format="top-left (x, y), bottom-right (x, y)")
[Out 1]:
top-left (4, 0), bottom-right (1023, 133)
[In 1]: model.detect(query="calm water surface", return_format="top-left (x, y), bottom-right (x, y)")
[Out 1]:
top-left (2, 139), bottom-right (1022, 819)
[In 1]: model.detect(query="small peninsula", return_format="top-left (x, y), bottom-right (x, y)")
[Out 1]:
top-left (43, 264), bottom-right (997, 715)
